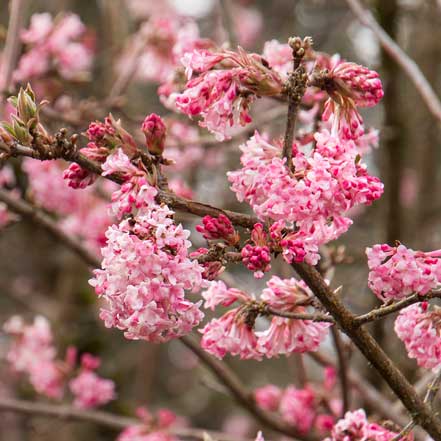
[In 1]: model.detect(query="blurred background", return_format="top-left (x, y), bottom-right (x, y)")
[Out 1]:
top-left (1, 0), bottom-right (441, 439)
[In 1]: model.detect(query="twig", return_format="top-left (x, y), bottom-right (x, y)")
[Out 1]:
top-left (265, 307), bottom-right (335, 323)
top-left (218, 0), bottom-right (238, 48)
top-left (292, 261), bottom-right (441, 440)
top-left (281, 38), bottom-right (310, 170)
top-left (0, 397), bottom-right (253, 441)
top-left (0, 189), bottom-right (100, 268)
top-left (345, 0), bottom-right (441, 124)
top-left (354, 291), bottom-right (441, 326)
top-left (179, 335), bottom-right (310, 441)
top-left (0, 0), bottom-right (27, 99)
top-left (331, 327), bottom-right (350, 415)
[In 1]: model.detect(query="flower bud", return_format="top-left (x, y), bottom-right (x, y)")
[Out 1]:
top-left (141, 113), bottom-right (166, 156)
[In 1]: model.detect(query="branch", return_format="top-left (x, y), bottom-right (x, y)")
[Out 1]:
top-left (354, 291), bottom-right (441, 326)
top-left (292, 261), bottom-right (441, 440)
top-left (0, 0), bottom-right (28, 99)
top-left (0, 397), bottom-right (253, 441)
top-left (179, 335), bottom-right (311, 441)
top-left (265, 307), bottom-right (335, 323)
top-left (0, 189), bottom-right (100, 268)
top-left (330, 327), bottom-right (350, 415)
top-left (345, 0), bottom-right (441, 124)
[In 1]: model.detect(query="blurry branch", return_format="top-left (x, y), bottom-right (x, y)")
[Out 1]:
top-left (330, 328), bottom-right (350, 416)
top-left (7, 141), bottom-right (259, 228)
top-left (0, 189), bottom-right (100, 268)
top-left (180, 335), bottom-right (310, 441)
top-left (309, 351), bottom-right (410, 427)
top-left (345, 0), bottom-right (441, 124)
top-left (218, 0), bottom-right (238, 48)
top-left (0, 397), bottom-right (254, 441)
top-left (0, 0), bottom-right (28, 101)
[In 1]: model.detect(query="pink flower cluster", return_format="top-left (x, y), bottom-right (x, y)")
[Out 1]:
top-left (14, 13), bottom-right (93, 83)
top-left (176, 48), bottom-right (284, 140)
top-left (196, 214), bottom-right (239, 245)
top-left (69, 354), bottom-right (116, 409)
top-left (91, 152), bottom-right (204, 342)
top-left (3, 316), bottom-right (115, 408)
top-left (254, 367), bottom-right (340, 436)
top-left (324, 409), bottom-right (412, 441)
top-left (117, 407), bottom-right (180, 441)
top-left (200, 276), bottom-right (331, 360)
top-left (228, 131), bottom-right (383, 264)
top-left (366, 243), bottom-right (441, 301)
top-left (395, 302), bottom-right (441, 370)
top-left (322, 62), bottom-right (383, 141)
top-left (241, 224), bottom-right (271, 278)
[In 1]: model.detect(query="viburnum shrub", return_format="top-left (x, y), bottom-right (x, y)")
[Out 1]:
top-left (1, 3), bottom-right (441, 441)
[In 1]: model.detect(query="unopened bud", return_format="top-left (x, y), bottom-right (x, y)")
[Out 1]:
top-left (141, 113), bottom-right (166, 156)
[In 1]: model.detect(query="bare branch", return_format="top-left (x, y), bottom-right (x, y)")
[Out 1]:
top-left (292, 261), bottom-right (441, 440)
top-left (331, 328), bottom-right (350, 415)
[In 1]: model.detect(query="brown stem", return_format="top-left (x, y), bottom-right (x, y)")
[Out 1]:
top-left (292, 261), bottom-right (441, 440)
top-left (265, 306), bottom-right (334, 323)
top-left (354, 291), bottom-right (441, 326)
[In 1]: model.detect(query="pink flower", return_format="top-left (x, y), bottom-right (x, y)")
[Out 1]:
top-left (395, 302), bottom-right (441, 370)
top-left (90, 203), bottom-right (204, 343)
top-left (142, 114), bottom-right (167, 155)
top-left (196, 214), bottom-right (238, 245)
top-left (101, 149), bottom-right (139, 179)
top-left (279, 386), bottom-right (316, 434)
top-left (324, 409), bottom-right (411, 441)
top-left (241, 244), bottom-right (271, 278)
top-left (200, 309), bottom-right (262, 360)
top-left (329, 62), bottom-right (384, 108)
top-left (202, 280), bottom-right (250, 310)
top-left (254, 385), bottom-right (282, 411)
top-left (69, 370), bottom-right (115, 409)
top-left (176, 48), bottom-right (283, 140)
top-left (228, 131), bottom-right (383, 264)
top-left (14, 12), bottom-right (93, 83)
top-left (366, 244), bottom-right (441, 301)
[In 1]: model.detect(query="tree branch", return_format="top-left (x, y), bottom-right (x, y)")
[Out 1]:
top-left (345, 0), bottom-right (441, 124)
top-left (179, 335), bottom-right (310, 441)
top-left (330, 327), bottom-right (350, 415)
top-left (292, 261), bottom-right (441, 440)
top-left (0, 397), bottom-right (253, 441)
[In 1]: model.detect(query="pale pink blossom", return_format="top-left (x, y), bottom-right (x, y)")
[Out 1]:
top-left (279, 386), bottom-right (316, 434)
top-left (366, 244), bottom-right (441, 301)
top-left (324, 409), bottom-right (412, 441)
top-left (90, 202), bottom-right (204, 343)
top-left (254, 385), bottom-right (282, 411)
top-left (395, 302), bottom-right (441, 370)
top-left (69, 370), bottom-right (115, 409)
